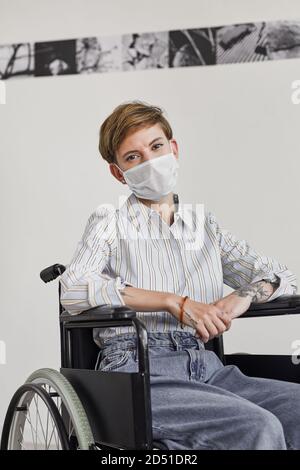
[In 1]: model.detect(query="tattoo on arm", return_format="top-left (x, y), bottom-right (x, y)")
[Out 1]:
top-left (233, 280), bottom-right (280, 303)
top-left (183, 310), bottom-right (199, 329)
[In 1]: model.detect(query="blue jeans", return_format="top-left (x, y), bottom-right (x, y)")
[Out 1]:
top-left (95, 331), bottom-right (300, 450)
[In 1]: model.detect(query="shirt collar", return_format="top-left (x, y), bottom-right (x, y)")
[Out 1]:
top-left (122, 192), bottom-right (195, 232)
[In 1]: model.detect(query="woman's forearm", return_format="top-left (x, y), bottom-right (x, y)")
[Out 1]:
top-left (119, 280), bottom-right (279, 315)
top-left (232, 280), bottom-right (280, 303)
top-left (119, 286), bottom-right (181, 314)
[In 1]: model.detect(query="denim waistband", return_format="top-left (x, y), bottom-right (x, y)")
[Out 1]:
top-left (100, 331), bottom-right (205, 353)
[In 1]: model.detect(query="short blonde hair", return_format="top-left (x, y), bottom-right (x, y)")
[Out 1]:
top-left (98, 100), bottom-right (173, 164)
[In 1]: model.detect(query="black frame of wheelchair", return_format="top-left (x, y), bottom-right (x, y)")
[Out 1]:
top-left (45, 263), bottom-right (300, 449)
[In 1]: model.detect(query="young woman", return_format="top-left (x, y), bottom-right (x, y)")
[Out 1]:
top-left (60, 101), bottom-right (298, 450)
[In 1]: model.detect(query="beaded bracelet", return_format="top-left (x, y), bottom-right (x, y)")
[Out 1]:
top-left (179, 295), bottom-right (189, 329)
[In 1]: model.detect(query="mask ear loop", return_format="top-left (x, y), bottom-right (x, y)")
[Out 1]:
top-left (114, 163), bottom-right (126, 184)
top-left (170, 139), bottom-right (178, 160)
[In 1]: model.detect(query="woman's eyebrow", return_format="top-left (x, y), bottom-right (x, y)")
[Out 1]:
top-left (121, 137), bottom-right (164, 160)
top-left (148, 136), bottom-right (164, 146)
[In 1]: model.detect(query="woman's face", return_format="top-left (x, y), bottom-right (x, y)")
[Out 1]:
top-left (109, 123), bottom-right (178, 184)
top-left (116, 123), bottom-right (177, 171)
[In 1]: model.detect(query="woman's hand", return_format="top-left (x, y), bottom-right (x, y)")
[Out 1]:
top-left (213, 280), bottom-right (278, 320)
top-left (166, 295), bottom-right (232, 343)
top-left (166, 281), bottom-right (277, 343)
top-left (212, 292), bottom-right (253, 320)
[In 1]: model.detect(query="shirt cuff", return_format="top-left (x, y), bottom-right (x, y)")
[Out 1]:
top-left (115, 277), bottom-right (135, 306)
top-left (88, 275), bottom-right (133, 308)
top-left (260, 274), bottom-right (296, 302)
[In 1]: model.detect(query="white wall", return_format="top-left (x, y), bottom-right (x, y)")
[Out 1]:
top-left (1, 0), bottom-right (300, 431)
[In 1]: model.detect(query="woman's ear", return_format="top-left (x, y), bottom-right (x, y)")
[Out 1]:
top-left (109, 163), bottom-right (126, 184)
top-left (170, 139), bottom-right (179, 159)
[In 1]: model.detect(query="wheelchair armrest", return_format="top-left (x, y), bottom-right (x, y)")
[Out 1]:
top-left (60, 305), bottom-right (150, 375)
top-left (240, 294), bottom-right (300, 318)
top-left (60, 305), bottom-right (136, 323)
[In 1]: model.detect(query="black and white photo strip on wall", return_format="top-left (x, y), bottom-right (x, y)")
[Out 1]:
top-left (0, 20), bottom-right (300, 79)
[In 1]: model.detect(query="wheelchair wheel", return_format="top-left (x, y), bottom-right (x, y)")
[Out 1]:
top-left (1, 368), bottom-right (94, 450)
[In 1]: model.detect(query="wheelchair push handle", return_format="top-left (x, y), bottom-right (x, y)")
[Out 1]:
top-left (40, 263), bottom-right (66, 283)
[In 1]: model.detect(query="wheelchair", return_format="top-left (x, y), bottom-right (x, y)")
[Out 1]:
top-left (1, 263), bottom-right (300, 450)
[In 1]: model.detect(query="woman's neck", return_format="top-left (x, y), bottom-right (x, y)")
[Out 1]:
top-left (138, 193), bottom-right (175, 226)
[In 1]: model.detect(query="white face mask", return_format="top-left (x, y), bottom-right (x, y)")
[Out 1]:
top-left (115, 141), bottom-right (179, 201)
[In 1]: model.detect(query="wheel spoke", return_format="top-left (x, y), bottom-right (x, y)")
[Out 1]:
top-left (27, 407), bottom-right (39, 448)
top-left (34, 395), bottom-right (48, 445)
top-left (45, 384), bottom-right (51, 448)
top-left (34, 395), bottom-right (38, 448)
top-left (45, 404), bottom-right (50, 448)
top-left (46, 415), bottom-right (59, 450)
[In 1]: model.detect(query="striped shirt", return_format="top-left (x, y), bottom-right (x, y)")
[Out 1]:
top-left (60, 192), bottom-right (297, 347)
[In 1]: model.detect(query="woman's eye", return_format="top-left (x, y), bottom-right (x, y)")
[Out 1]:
top-left (126, 144), bottom-right (162, 161)
top-left (126, 155), bottom-right (138, 161)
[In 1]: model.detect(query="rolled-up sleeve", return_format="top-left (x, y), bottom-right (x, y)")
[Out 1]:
top-left (59, 206), bottom-right (132, 315)
top-left (208, 212), bottom-right (297, 302)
